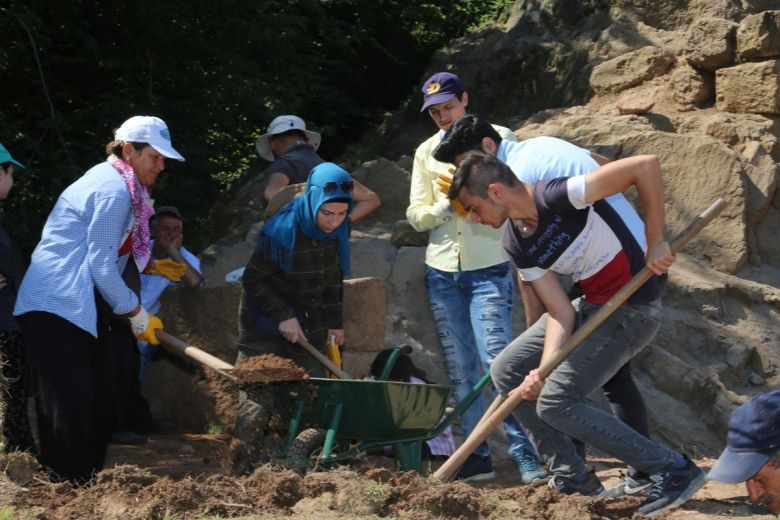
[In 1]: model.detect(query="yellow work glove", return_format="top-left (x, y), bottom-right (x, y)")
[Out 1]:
top-left (436, 170), bottom-right (469, 218)
top-left (128, 307), bottom-right (164, 345)
top-left (144, 258), bottom-right (186, 282)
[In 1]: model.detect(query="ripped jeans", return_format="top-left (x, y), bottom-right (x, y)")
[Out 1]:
top-left (425, 262), bottom-right (536, 460)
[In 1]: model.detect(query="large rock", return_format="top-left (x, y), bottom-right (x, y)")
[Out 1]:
top-left (518, 116), bottom-right (750, 272)
top-left (352, 157), bottom-right (412, 223)
top-left (716, 60), bottom-right (780, 115)
top-left (737, 10), bottom-right (780, 60)
top-left (673, 113), bottom-right (780, 161)
top-left (590, 46), bottom-right (675, 94)
top-left (685, 17), bottom-right (738, 71)
top-left (669, 61), bottom-right (714, 109)
top-left (619, 132), bottom-right (748, 273)
top-left (343, 277), bottom-right (386, 353)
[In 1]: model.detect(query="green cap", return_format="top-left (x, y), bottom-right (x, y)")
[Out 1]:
top-left (0, 143), bottom-right (25, 171)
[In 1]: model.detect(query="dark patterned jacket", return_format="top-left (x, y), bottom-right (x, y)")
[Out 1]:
top-left (239, 229), bottom-right (343, 344)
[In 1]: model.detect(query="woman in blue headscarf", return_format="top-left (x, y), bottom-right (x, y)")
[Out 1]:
top-left (232, 162), bottom-right (354, 472)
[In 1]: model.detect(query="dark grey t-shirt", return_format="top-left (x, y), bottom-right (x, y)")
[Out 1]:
top-left (269, 143), bottom-right (325, 184)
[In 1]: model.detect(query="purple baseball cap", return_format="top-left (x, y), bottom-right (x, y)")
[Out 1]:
top-left (420, 72), bottom-right (465, 112)
top-left (708, 390), bottom-right (780, 483)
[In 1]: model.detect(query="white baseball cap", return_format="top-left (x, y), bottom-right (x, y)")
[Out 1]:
top-left (115, 116), bottom-right (185, 161)
top-left (255, 115), bottom-right (321, 162)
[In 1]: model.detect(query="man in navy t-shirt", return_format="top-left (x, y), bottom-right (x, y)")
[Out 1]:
top-left (448, 151), bottom-right (705, 518)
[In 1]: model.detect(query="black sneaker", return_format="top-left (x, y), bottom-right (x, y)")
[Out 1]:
top-left (456, 454), bottom-right (496, 482)
top-left (603, 468), bottom-right (654, 498)
top-left (548, 469), bottom-right (605, 496)
top-left (637, 455), bottom-right (706, 517)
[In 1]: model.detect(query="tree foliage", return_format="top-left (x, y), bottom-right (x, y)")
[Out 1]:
top-left (0, 0), bottom-right (510, 255)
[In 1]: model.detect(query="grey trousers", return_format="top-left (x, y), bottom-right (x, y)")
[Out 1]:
top-left (491, 298), bottom-right (675, 477)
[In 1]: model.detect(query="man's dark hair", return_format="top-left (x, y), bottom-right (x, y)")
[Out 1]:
top-left (0, 162), bottom-right (11, 172)
top-left (448, 151), bottom-right (517, 199)
top-left (433, 114), bottom-right (501, 164)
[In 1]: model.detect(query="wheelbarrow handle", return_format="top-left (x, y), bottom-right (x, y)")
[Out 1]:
top-left (432, 198), bottom-right (728, 482)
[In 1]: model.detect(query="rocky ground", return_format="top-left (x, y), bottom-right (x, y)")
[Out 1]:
top-left (0, 442), bottom-right (774, 519)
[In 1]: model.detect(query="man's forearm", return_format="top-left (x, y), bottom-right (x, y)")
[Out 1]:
top-left (349, 180), bottom-right (381, 223)
top-left (168, 248), bottom-right (204, 288)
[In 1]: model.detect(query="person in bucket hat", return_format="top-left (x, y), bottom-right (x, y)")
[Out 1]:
top-left (14, 116), bottom-right (184, 483)
top-left (708, 390), bottom-right (780, 513)
top-left (256, 115), bottom-right (379, 222)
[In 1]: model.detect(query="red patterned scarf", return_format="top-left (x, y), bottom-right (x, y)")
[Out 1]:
top-left (108, 154), bottom-right (154, 271)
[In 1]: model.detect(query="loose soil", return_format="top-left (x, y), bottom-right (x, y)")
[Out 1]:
top-left (0, 440), bottom-right (774, 519)
top-left (234, 354), bottom-right (310, 385)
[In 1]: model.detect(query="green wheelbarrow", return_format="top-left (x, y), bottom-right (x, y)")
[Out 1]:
top-left (273, 347), bottom-right (493, 474)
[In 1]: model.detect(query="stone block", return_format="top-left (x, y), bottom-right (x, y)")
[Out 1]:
top-left (669, 62), bottom-right (714, 109)
top-left (343, 277), bottom-right (386, 352)
top-left (685, 17), bottom-right (737, 71)
top-left (716, 60), bottom-right (780, 115)
top-left (590, 46), bottom-right (675, 94)
top-left (737, 11), bottom-right (780, 60)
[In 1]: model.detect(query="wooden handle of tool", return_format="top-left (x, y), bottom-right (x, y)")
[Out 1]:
top-left (433, 198), bottom-right (727, 482)
top-left (297, 338), bottom-right (353, 379)
top-left (157, 330), bottom-right (237, 382)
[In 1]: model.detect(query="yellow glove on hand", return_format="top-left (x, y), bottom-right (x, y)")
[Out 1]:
top-left (144, 258), bottom-right (186, 282)
top-left (436, 171), bottom-right (468, 218)
top-left (128, 307), bottom-right (164, 345)
top-left (435, 169), bottom-right (455, 196)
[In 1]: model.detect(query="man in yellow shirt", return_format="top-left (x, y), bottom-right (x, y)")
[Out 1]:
top-left (406, 72), bottom-right (545, 483)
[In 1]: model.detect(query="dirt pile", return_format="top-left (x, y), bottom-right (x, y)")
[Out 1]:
top-left (5, 455), bottom-right (776, 519)
top-left (235, 354), bottom-right (309, 385)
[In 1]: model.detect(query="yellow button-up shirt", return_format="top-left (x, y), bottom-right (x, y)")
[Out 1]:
top-left (406, 125), bottom-right (517, 272)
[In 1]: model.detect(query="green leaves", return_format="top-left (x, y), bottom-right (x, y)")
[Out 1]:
top-left (1, 0), bottom-right (506, 253)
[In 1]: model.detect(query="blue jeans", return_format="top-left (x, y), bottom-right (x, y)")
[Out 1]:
top-left (491, 297), bottom-right (676, 477)
top-left (425, 262), bottom-right (536, 461)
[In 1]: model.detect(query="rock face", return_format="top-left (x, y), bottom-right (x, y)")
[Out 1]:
top-left (149, 0), bottom-right (780, 459)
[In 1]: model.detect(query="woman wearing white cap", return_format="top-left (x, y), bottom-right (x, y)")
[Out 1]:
top-left (13, 116), bottom-right (184, 483)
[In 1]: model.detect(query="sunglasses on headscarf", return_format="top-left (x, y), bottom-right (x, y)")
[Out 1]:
top-left (321, 181), bottom-right (354, 195)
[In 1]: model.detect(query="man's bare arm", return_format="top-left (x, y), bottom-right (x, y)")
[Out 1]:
top-left (584, 154), bottom-right (672, 274)
top-left (349, 179), bottom-right (381, 223)
top-left (263, 172), bottom-right (292, 202)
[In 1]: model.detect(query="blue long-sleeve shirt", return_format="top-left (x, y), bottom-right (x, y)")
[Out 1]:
top-left (14, 160), bottom-right (139, 336)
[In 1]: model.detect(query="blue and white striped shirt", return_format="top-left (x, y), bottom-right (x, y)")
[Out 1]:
top-left (14, 161), bottom-right (139, 336)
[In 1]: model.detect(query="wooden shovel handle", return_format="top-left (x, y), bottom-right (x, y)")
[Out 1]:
top-left (156, 330), bottom-right (237, 382)
top-left (432, 198), bottom-right (727, 482)
top-left (297, 338), bottom-right (353, 379)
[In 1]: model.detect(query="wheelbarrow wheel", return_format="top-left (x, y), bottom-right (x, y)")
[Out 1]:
top-left (287, 428), bottom-right (333, 472)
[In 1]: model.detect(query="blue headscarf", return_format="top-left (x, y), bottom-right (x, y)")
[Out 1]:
top-left (257, 162), bottom-right (354, 274)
